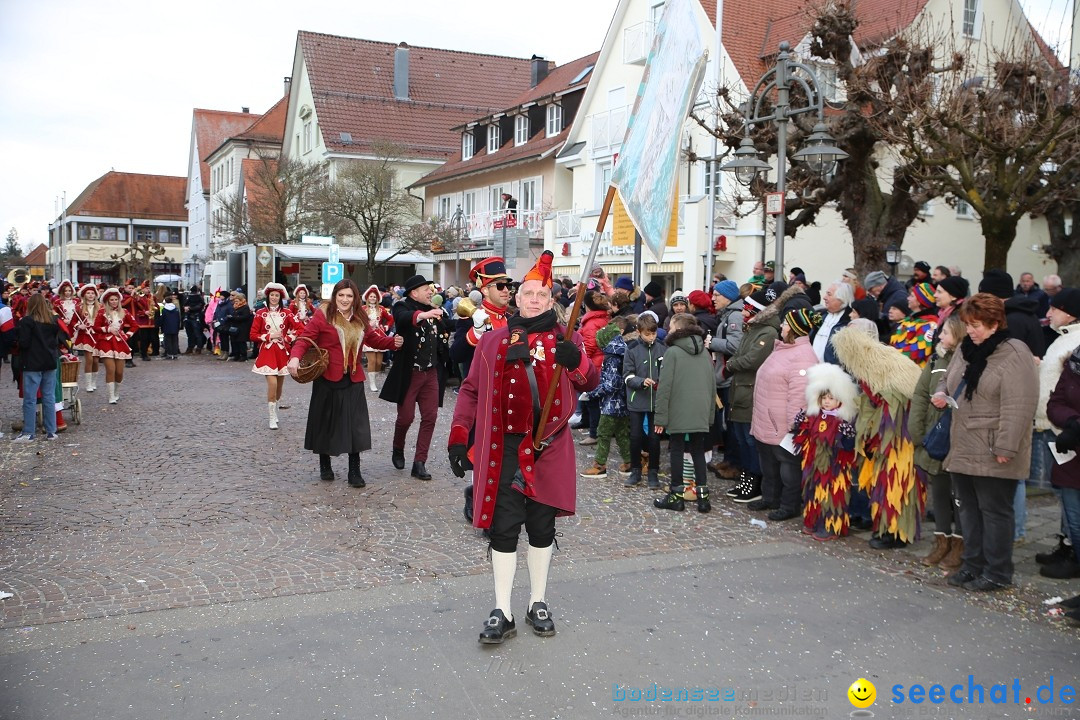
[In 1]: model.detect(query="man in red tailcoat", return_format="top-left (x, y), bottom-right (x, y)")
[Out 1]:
top-left (466, 256), bottom-right (513, 346)
top-left (448, 251), bottom-right (598, 644)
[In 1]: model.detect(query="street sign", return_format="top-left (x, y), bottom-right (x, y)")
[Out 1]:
top-left (322, 262), bottom-right (344, 285)
top-left (766, 192), bottom-right (785, 216)
top-left (329, 243), bottom-right (340, 264)
top-left (257, 248), bottom-right (272, 267)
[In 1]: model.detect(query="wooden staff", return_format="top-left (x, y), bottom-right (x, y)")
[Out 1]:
top-left (533, 184), bottom-right (618, 451)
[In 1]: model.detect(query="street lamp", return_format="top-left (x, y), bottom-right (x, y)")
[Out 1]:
top-left (449, 204), bottom-right (467, 285)
top-left (885, 243), bottom-right (902, 277)
top-left (720, 41), bottom-right (848, 275)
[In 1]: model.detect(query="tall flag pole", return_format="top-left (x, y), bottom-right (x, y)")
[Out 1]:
top-left (535, 0), bottom-right (709, 448)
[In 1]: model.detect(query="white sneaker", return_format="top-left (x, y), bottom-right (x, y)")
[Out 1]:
top-left (12, 434), bottom-right (33, 443)
top-left (45, 433), bottom-right (59, 441)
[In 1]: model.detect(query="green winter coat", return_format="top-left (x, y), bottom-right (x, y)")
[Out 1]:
top-left (654, 326), bottom-right (715, 434)
top-left (910, 348), bottom-right (952, 475)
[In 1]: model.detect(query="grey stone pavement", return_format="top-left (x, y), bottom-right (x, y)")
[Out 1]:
top-left (0, 354), bottom-right (1077, 719)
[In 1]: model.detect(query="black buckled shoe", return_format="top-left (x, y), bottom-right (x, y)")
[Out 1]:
top-left (392, 448), bottom-right (406, 470)
top-left (411, 461), bottom-right (432, 481)
top-left (946, 569), bottom-right (978, 587)
top-left (526, 601), bottom-right (556, 637)
top-left (654, 491), bottom-right (685, 511)
top-left (478, 609), bottom-right (516, 644)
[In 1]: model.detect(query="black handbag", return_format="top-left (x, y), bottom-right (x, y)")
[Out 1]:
top-left (923, 380), bottom-right (966, 461)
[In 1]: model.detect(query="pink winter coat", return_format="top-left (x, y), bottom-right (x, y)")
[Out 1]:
top-left (750, 335), bottom-right (818, 446)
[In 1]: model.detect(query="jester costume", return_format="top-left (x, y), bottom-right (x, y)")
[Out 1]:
top-left (792, 363), bottom-right (859, 538)
top-left (890, 284), bottom-right (938, 367)
top-left (832, 325), bottom-right (925, 544)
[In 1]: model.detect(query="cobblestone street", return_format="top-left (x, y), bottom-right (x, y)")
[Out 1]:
top-left (0, 354), bottom-right (1076, 634)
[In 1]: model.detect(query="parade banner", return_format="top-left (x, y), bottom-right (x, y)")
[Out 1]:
top-left (609, 0), bottom-right (707, 264)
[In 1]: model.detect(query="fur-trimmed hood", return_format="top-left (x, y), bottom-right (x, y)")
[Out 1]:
top-left (748, 285), bottom-right (807, 328)
top-left (1036, 321), bottom-right (1080, 431)
top-left (804, 362), bottom-right (859, 421)
top-left (831, 324), bottom-right (921, 399)
top-left (666, 325), bottom-right (706, 355)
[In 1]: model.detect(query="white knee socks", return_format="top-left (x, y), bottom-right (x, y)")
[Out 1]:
top-left (491, 549), bottom-right (517, 621)
top-left (528, 544), bottom-right (553, 607)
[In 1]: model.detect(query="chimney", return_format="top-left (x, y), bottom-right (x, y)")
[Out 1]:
top-left (284, 76), bottom-right (292, 96)
top-left (241, 107), bottom-right (250, 113)
top-left (394, 42), bottom-right (410, 100)
top-left (530, 55), bottom-right (549, 87)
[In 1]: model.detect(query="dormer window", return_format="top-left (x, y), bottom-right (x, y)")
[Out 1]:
top-left (546, 104), bottom-right (563, 137)
top-left (514, 115), bottom-right (529, 146)
top-left (462, 132), bottom-right (474, 160)
top-left (487, 124), bottom-right (501, 153)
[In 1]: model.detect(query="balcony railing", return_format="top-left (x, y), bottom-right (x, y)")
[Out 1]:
top-left (589, 105), bottom-right (629, 158)
top-left (431, 209), bottom-right (544, 253)
top-left (623, 21), bottom-right (655, 65)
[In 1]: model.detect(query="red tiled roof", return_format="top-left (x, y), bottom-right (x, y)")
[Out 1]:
top-left (702, 0), bottom-right (929, 83)
top-left (298, 31), bottom-right (538, 158)
top-left (193, 109), bottom-right (260, 193)
top-left (64, 171), bottom-right (188, 222)
top-left (236, 95), bottom-right (289, 144)
top-left (415, 52), bottom-right (599, 187)
top-left (23, 244), bottom-right (47, 266)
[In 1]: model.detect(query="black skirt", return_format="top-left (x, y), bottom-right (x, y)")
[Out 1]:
top-left (304, 375), bottom-right (372, 456)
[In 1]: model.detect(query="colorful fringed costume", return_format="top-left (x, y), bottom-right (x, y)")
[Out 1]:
top-left (792, 363), bottom-right (859, 537)
top-left (832, 326), bottom-right (926, 543)
top-left (889, 308), bottom-right (937, 367)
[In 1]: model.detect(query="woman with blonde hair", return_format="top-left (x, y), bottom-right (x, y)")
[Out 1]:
top-left (93, 288), bottom-right (134, 404)
top-left (13, 294), bottom-right (68, 442)
top-left (287, 279), bottom-right (403, 487)
top-left (361, 284), bottom-right (393, 392)
top-left (72, 284), bottom-right (102, 392)
top-left (251, 282), bottom-right (296, 429)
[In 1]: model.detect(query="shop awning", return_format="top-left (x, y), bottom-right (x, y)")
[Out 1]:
top-left (273, 245), bottom-right (432, 264)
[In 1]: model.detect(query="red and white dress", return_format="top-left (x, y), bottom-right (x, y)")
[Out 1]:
top-left (94, 309), bottom-right (134, 359)
top-left (362, 303), bottom-right (394, 352)
top-left (53, 296), bottom-right (80, 329)
top-left (289, 297), bottom-right (314, 329)
top-left (250, 305), bottom-right (296, 376)
top-left (72, 300), bottom-right (100, 352)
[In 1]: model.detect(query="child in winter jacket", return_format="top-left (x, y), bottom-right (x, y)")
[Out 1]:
top-left (792, 363), bottom-right (858, 540)
top-left (581, 316), bottom-right (635, 480)
top-left (653, 313), bottom-right (717, 513)
top-left (622, 313), bottom-right (666, 487)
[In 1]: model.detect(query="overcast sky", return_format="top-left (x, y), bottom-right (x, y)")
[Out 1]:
top-left (0, 0), bottom-right (1072, 253)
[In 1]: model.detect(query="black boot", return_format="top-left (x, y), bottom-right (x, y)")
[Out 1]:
top-left (319, 454), bottom-right (334, 482)
top-left (391, 448), bottom-right (406, 470)
top-left (732, 474), bottom-right (762, 504)
top-left (696, 486), bottom-right (711, 513)
top-left (411, 461), bottom-right (432, 481)
top-left (654, 489), bottom-right (685, 511)
top-left (347, 453), bottom-right (365, 487)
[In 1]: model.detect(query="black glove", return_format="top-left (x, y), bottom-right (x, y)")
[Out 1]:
top-left (449, 444), bottom-right (469, 478)
top-left (554, 339), bottom-right (581, 370)
top-left (721, 365), bottom-right (733, 380)
top-left (1055, 419), bottom-right (1080, 453)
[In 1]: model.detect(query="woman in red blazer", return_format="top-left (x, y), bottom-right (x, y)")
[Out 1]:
top-left (288, 278), bottom-right (402, 487)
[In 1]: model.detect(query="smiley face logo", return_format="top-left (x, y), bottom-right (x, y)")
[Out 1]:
top-left (848, 678), bottom-right (876, 708)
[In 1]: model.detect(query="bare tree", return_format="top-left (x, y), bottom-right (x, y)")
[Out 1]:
top-left (313, 142), bottom-right (427, 283)
top-left (215, 153), bottom-right (338, 246)
top-left (110, 242), bottom-right (166, 283)
top-left (877, 24), bottom-right (1080, 271)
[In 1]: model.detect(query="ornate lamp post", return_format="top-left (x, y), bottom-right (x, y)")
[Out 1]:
top-left (720, 41), bottom-right (848, 275)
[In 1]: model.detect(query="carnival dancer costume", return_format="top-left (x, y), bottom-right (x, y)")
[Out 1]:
top-left (448, 251), bottom-right (599, 644)
top-left (890, 282), bottom-right (938, 367)
top-left (289, 285), bottom-right (314, 329)
top-left (361, 284), bottom-right (393, 392)
top-left (251, 283), bottom-right (296, 376)
top-left (51, 280), bottom-right (80, 328)
top-left (792, 363), bottom-right (859, 538)
top-left (832, 325), bottom-right (925, 547)
top-left (73, 284), bottom-right (102, 392)
top-left (94, 290), bottom-right (134, 360)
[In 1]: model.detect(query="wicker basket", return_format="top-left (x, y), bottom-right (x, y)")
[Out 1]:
top-left (293, 338), bottom-right (329, 384)
top-left (60, 361), bottom-right (80, 384)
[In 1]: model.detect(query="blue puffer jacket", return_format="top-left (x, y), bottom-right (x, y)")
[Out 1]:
top-left (596, 333), bottom-right (629, 417)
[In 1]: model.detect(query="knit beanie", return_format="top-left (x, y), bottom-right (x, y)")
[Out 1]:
top-left (784, 307), bottom-right (820, 338)
top-left (744, 289), bottom-right (769, 315)
top-left (614, 276), bottom-right (635, 292)
top-left (911, 282), bottom-right (936, 309)
top-left (643, 281), bottom-right (663, 298)
top-left (863, 270), bottom-right (888, 290)
top-left (688, 290), bottom-right (713, 310)
top-left (938, 275), bottom-right (969, 300)
top-left (713, 280), bottom-right (740, 301)
top-left (669, 290), bottom-right (689, 309)
top-left (978, 269), bottom-right (1014, 299)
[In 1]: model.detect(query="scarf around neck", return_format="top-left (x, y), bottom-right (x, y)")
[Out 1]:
top-left (506, 309), bottom-right (556, 363)
top-left (960, 329), bottom-right (1009, 401)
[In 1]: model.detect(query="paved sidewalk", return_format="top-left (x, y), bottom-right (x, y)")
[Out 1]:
top-left (0, 353), bottom-right (1076, 634)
